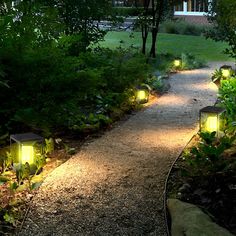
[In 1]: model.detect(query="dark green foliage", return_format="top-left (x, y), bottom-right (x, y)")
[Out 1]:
top-left (145, 75), bottom-right (169, 94)
top-left (206, 0), bottom-right (236, 59)
top-left (44, 138), bottom-right (54, 155)
top-left (211, 69), bottom-right (222, 84)
top-left (219, 77), bottom-right (236, 125)
top-left (159, 20), bottom-right (211, 36)
top-left (55, 0), bottom-right (111, 53)
top-left (180, 53), bottom-right (205, 70)
top-left (112, 7), bottom-right (145, 17)
top-left (184, 132), bottom-right (235, 176)
top-left (0, 152), bottom-right (12, 173)
top-left (0, 42), bottom-right (149, 136)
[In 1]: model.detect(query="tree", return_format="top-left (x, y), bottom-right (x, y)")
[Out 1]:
top-left (138, 0), bottom-right (151, 55)
top-left (137, 0), bottom-right (180, 57)
top-left (149, 0), bottom-right (181, 58)
top-left (207, 0), bottom-right (236, 59)
top-left (54, 0), bottom-right (112, 53)
top-left (0, 0), bottom-right (59, 50)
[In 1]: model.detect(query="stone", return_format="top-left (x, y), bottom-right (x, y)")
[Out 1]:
top-left (167, 198), bottom-right (233, 236)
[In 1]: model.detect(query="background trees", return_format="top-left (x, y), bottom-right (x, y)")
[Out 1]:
top-left (55, 0), bottom-right (112, 54)
top-left (207, 0), bottom-right (236, 59)
top-left (138, 0), bottom-right (181, 57)
top-left (0, 0), bottom-right (151, 139)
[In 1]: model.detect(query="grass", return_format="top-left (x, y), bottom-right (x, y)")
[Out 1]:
top-left (99, 31), bottom-right (233, 62)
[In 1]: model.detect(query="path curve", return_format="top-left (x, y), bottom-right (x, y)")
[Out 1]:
top-left (19, 62), bottom-right (222, 236)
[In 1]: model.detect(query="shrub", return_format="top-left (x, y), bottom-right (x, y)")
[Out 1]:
top-left (112, 7), bottom-right (143, 17)
top-left (0, 43), bottom-right (150, 136)
top-left (181, 53), bottom-right (205, 70)
top-left (159, 20), bottom-right (211, 36)
top-left (219, 77), bottom-right (236, 124)
top-left (146, 75), bottom-right (169, 94)
top-left (183, 132), bottom-right (235, 177)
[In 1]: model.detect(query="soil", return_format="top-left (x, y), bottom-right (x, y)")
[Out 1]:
top-left (14, 62), bottom-right (226, 236)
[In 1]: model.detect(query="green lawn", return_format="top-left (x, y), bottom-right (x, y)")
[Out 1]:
top-left (100, 31), bottom-right (232, 62)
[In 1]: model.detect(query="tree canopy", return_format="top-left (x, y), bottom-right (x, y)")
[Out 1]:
top-left (207, 0), bottom-right (236, 59)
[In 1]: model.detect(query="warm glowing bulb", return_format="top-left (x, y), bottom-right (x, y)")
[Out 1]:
top-left (206, 116), bottom-right (217, 132)
top-left (21, 145), bottom-right (34, 164)
top-left (137, 90), bottom-right (147, 101)
top-left (174, 60), bottom-right (181, 67)
top-left (221, 69), bottom-right (230, 78)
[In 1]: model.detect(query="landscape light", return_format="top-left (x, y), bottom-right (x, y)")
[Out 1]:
top-left (174, 59), bottom-right (181, 67)
top-left (199, 106), bottom-right (226, 137)
top-left (220, 65), bottom-right (232, 78)
top-left (10, 133), bottom-right (43, 164)
top-left (136, 86), bottom-right (149, 104)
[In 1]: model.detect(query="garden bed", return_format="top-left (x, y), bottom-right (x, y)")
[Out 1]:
top-left (0, 95), bottom-right (158, 235)
top-left (166, 133), bottom-right (236, 235)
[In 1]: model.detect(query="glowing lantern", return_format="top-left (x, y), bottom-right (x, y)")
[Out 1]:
top-left (10, 133), bottom-right (43, 164)
top-left (199, 106), bottom-right (226, 137)
top-left (136, 85), bottom-right (149, 104)
top-left (220, 65), bottom-right (232, 78)
top-left (174, 59), bottom-right (181, 67)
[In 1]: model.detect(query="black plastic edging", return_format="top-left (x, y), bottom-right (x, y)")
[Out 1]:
top-left (163, 134), bottom-right (197, 236)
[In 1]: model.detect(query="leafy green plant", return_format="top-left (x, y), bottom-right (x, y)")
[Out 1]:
top-left (0, 175), bottom-right (9, 185)
top-left (183, 132), bottom-right (235, 176)
top-left (211, 69), bottom-right (223, 86)
top-left (207, 0), bottom-right (236, 59)
top-left (12, 163), bottom-right (27, 185)
top-left (44, 138), bottom-right (54, 156)
top-left (159, 20), bottom-right (211, 36)
top-left (3, 212), bottom-right (16, 226)
top-left (181, 53), bottom-right (205, 70)
top-left (0, 152), bottom-right (12, 173)
top-left (219, 77), bottom-right (236, 124)
top-left (146, 75), bottom-right (169, 94)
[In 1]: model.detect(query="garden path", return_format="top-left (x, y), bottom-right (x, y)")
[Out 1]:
top-left (19, 62), bottom-right (222, 236)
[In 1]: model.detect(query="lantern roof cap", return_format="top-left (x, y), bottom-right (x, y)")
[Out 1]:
top-left (220, 65), bottom-right (232, 70)
top-left (200, 106), bottom-right (226, 114)
top-left (10, 133), bottom-right (43, 143)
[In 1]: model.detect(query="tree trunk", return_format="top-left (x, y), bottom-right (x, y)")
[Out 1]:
top-left (141, 24), bottom-right (148, 54)
top-left (150, 0), bottom-right (164, 58)
top-left (140, 0), bottom-right (150, 55)
top-left (150, 27), bottom-right (158, 58)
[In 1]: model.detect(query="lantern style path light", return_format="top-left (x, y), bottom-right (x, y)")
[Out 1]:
top-left (136, 85), bottom-right (150, 104)
top-left (10, 133), bottom-right (43, 164)
top-left (199, 106), bottom-right (226, 137)
top-left (174, 59), bottom-right (181, 68)
top-left (220, 65), bottom-right (233, 78)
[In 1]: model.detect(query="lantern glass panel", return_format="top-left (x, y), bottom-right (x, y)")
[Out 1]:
top-left (21, 144), bottom-right (34, 164)
top-left (221, 69), bottom-right (230, 78)
top-left (10, 133), bottom-right (43, 164)
top-left (220, 65), bottom-right (232, 78)
top-left (199, 106), bottom-right (226, 137)
top-left (174, 59), bottom-right (181, 67)
top-left (202, 114), bottom-right (218, 133)
top-left (206, 116), bottom-right (218, 132)
top-left (136, 89), bottom-right (149, 104)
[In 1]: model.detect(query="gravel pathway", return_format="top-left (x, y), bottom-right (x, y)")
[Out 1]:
top-left (18, 62), bottom-right (223, 236)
